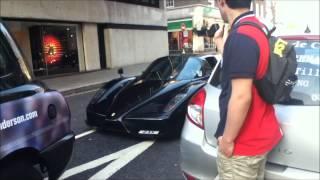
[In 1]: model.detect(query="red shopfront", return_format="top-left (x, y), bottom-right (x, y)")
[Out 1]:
top-left (168, 19), bottom-right (193, 51)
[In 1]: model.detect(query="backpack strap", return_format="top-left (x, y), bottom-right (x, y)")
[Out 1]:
top-left (233, 21), bottom-right (275, 39)
top-left (233, 21), bottom-right (272, 80)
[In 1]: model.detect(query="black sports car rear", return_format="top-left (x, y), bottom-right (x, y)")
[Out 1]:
top-left (86, 55), bottom-right (218, 137)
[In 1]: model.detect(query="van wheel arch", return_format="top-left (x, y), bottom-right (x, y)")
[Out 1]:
top-left (0, 148), bottom-right (45, 179)
top-left (0, 160), bottom-right (43, 180)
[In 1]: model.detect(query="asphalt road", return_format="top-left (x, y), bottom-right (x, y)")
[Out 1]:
top-left (62, 90), bottom-right (184, 180)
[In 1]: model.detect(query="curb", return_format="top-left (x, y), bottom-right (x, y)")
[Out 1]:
top-left (60, 82), bottom-right (105, 96)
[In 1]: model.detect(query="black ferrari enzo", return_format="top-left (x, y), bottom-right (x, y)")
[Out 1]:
top-left (86, 55), bottom-right (218, 137)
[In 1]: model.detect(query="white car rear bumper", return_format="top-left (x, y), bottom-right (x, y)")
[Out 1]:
top-left (180, 118), bottom-right (320, 180)
top-left (180, 118), bottom-right (218, 180)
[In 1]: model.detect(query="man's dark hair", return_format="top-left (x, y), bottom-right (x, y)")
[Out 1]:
top-left (225, 0), bottom-right (252, 9)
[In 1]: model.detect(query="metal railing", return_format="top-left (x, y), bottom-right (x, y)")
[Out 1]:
top-left (169, 48), bottom-right (218, 56)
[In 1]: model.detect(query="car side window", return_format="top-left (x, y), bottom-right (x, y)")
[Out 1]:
top-left (204, 57), bottom-right (218, 69)
top-left (210, 65), bottom-right (221, 87)
top-left (201, 60), bottom-right (213, 78)
top-left (206, 56), bottom-right (221, 88)
top-left (0, 30), bottom-right (26, 92)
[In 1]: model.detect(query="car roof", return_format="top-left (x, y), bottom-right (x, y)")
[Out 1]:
top-left (199, 54), bottom-right (215, 59)
top-left (279, 35), bottom-right (320, 40)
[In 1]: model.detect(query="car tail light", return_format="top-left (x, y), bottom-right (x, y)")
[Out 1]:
top-left (182, 171), bottom-right (197, 180)
top-left (187, 88), bottom-right (206, 129)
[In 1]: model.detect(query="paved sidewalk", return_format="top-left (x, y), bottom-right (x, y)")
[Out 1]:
top-left (41, 63), bottom-right (149, 95)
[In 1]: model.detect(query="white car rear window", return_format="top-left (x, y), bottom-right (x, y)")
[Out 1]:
top-left (290, 39), bottom-right (320, 106)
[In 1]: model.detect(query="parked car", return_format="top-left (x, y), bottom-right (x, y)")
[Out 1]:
top-left (180, 35), bottom-right (320, 179)
top-left (0, 22), bottom-right (75, 180)
top-left (86, 55), bottom-right (219, 138)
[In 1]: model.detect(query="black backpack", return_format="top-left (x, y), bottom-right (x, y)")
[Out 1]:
top-left (235, 21), bottom-right (298, 104)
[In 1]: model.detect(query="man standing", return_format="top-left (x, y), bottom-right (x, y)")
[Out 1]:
top-left (213, 0), bottom-right (283, 179)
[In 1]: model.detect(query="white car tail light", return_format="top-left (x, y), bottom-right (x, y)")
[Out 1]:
top-left (187, 88), bottom-right (206, 129)
top-left (182, 171), bottom-right (197, 180)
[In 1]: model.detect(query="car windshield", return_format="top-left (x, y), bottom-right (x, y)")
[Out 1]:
top-left (289, 39), bottom-right (320, 106)
top-left (0, 29), bottom-right (16, 78)
top-left (0, 23), bottom-right (31, 92)
top-left (0, 28), bottom-right (28, 91)
top-left (141, 55), bottom-right (208, 81)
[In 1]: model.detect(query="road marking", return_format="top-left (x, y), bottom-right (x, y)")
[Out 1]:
top-left (75, 129), bottom-right (96, 139)
top-left (65, 89), bottom-right (98, 98)
top-left (89, 141), bottom-right (154, 179)
top-left (59, 141), bottom-right (155, 180)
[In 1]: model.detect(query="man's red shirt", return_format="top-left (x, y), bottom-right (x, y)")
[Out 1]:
top-left (214, 11), bottom-right (283, 156)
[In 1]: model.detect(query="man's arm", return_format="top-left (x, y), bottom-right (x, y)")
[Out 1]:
top-left (219, 78), bottom-right (253, 157)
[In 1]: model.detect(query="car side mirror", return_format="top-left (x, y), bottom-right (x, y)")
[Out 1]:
top-left (118, 68), bottom-right (124, 77)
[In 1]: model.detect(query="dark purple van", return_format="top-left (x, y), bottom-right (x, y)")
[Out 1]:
top-left (0, 22), bottom-right (74, 180)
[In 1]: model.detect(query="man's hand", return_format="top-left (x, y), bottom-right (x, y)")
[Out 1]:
top-left (218, 136), bottom-right (234, 158)
top-left (213, 24), bottom-right (227, 54)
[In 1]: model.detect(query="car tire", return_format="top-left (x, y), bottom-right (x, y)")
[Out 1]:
top-left (0, 161), bottom-right (43, 180)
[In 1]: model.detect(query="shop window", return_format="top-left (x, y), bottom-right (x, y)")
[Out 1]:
top-left (166, 0), bottom-right (174, 8)
top-left (168, 32), bottom-right (179, 50)
top-left (168, 31), bottom-right (193, 52)
top-left (204, 36), bottom-right (214, 49)
top-left (29, 25), bottom-right (79, 77)
top-left (107, 0), bottom-right (160, 8)
top-left (208, 0), bottom-right (216, 7)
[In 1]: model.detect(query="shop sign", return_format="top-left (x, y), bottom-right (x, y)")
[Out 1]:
top-left (168, 19), bottom-right (193, 31)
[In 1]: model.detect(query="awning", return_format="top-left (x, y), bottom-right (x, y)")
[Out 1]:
top-left (167, 19), bottom-right (193, 32)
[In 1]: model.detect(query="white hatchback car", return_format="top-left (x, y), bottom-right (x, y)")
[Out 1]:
top-left (180, 35), bottom-right (320, 180)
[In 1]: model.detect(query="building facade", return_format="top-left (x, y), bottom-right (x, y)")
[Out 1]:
top-left (0, 0), bottom-right (168, 77)
top-left (165, 0), bottom-right (222, 53)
